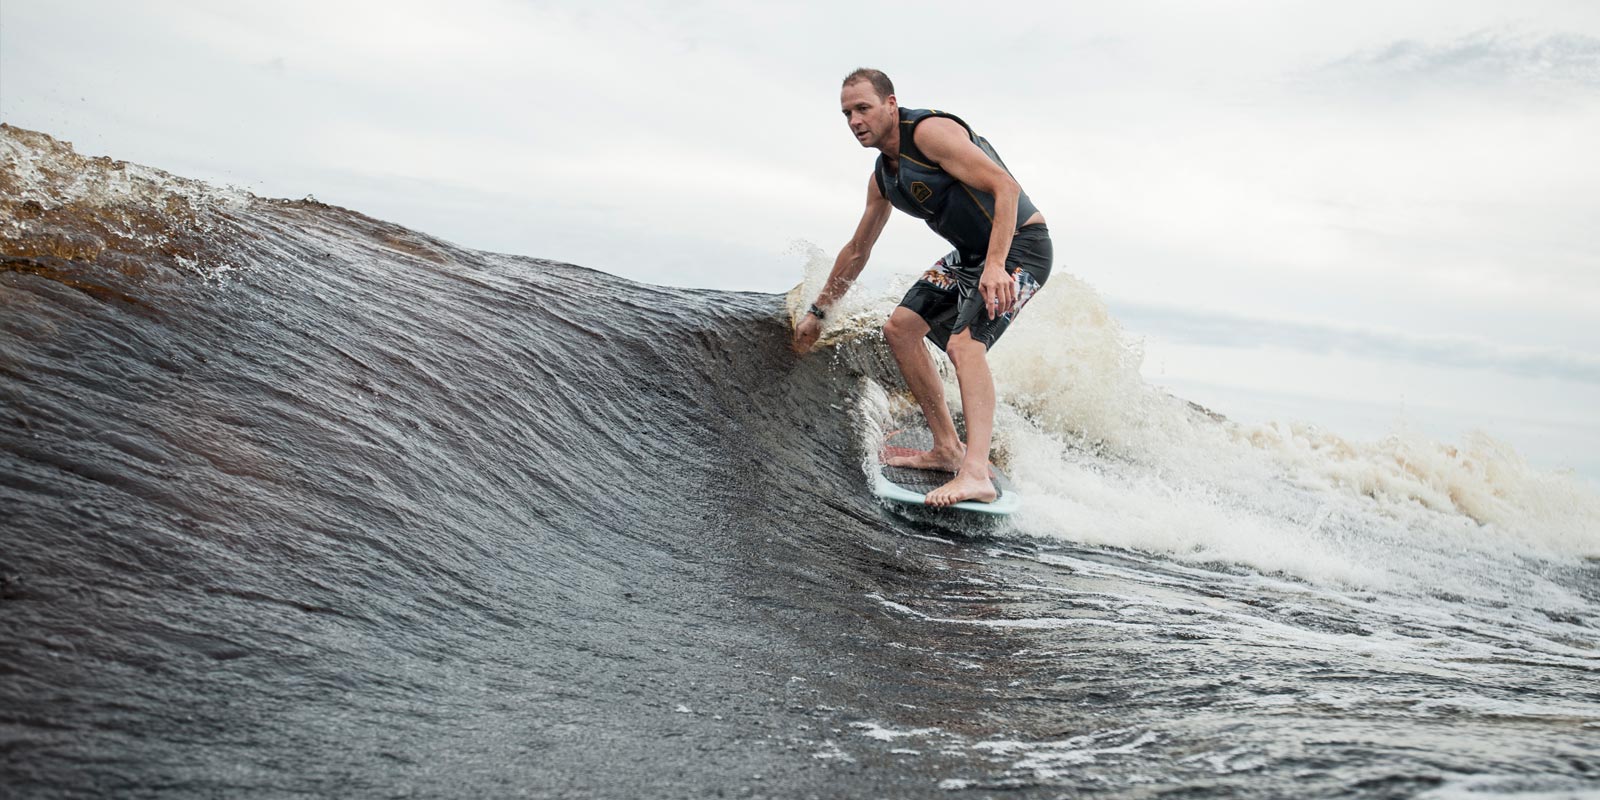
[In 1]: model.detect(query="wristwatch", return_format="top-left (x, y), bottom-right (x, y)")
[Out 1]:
top-left (807, 303), bottom-right (826, 320)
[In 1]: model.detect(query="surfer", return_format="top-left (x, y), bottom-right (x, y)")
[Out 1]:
top-left (793, 68), bottom-right (1052, 507)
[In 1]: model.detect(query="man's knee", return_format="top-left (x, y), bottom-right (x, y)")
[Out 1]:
top-left (884, 307), bottom-right (928, 345)
top-left (945, 331), bottom-right (988, 367)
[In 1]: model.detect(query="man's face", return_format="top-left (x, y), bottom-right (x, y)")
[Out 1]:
top-left (840, 80), bottom-right (896, 149)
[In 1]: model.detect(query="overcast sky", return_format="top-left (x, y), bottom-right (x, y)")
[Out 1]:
top-left (4, 0), bottom-right (1599, 469)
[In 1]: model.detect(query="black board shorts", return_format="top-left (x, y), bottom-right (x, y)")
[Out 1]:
top-left (898, 223), bottom-right (1052, 351)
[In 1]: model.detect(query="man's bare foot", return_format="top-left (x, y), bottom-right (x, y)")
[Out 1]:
top-left (925, 469), bottom-right (998, 507)
top-left (884, 445), bottom-right (965, 473)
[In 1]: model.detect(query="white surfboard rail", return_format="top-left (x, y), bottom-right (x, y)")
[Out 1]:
top-left (872, 470), bottom-right (1022, 516)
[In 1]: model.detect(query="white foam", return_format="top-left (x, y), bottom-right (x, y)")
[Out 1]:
top-left (2, 126), bottom-right (252, 278)
top-left (850, 722), bottom-right (943, 742)
top-left (784, 241), bottom-right (908, 346)
top-left (812, 249), bottom-right (1600, 591)
top-left (1417, 774), bottom-right (1600, 800)
top-left (1, 127), bottom-right (250, 215)
top-left (810, 741), bottom-right (855, 763)
top-left (973, 729), bottom-right (1160, 780)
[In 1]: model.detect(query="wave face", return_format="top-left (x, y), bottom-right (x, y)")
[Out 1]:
top-left (3, 125), bottom-right (1599, 798)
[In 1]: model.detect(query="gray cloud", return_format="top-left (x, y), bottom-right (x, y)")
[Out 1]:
top-left (1116, 303), bottom-right (1600, 385)
top-left (1314, 31), bottom-right (1600, 92)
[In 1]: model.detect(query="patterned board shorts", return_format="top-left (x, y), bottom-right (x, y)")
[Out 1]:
top-left (898, 223), bottom-right (1052, 351)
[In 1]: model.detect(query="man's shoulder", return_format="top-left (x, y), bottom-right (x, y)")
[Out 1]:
top-left (913, 115), bottom-right (968, 136)
top-left (910, 115), bottom-right (973, 156)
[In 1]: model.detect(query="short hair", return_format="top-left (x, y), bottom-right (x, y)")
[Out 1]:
top-left (842, 68), bottom-right (894, 100)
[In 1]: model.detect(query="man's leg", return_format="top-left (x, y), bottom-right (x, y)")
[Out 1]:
top-left (924, 329), bottom-right (999, 507)
top-left (920, 227), bottom-right (1052, 506)
top-left (882, 306), bottom-right (965, 471)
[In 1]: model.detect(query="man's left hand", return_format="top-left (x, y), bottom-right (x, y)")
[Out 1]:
top-left (980, 264), bottom-right (1015, 319)
top-left (793, 312), bottom-right (823, 354)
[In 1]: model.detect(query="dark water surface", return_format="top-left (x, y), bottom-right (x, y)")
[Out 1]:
top-left (4, 126), bottom-right (1598, 798)
top-left (0, 126), bottom-right (1055, 797)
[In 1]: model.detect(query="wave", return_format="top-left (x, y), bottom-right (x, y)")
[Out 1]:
top-left (786, 238), bottom-right (1600, 585)
top-left (4, 124), bottom-right (1597, 798)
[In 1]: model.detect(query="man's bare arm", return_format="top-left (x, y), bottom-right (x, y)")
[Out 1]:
top-left (914, 117), bottom-right (1022, 317)
top-left (793, 174), bottom-right (892, 353)
top-left (814, 174), bottom-right (893, 311)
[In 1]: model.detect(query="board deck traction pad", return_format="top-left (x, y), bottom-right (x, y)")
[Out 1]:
top-left (873, 428), bottom-right (1021, 516)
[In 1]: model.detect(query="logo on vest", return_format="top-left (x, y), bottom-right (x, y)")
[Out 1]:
top-left (910, 181), bottom-right (933, 204)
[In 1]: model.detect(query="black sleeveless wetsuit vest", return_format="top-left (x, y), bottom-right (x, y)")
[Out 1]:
top-left (873, 107), bottom-right (1039, 260)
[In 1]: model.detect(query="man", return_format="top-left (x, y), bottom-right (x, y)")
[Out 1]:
top-left (792, 68), bottom-right (1052, 507)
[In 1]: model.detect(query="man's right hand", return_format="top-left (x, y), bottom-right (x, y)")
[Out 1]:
top-left (792, 312), bottom-right (823, 354)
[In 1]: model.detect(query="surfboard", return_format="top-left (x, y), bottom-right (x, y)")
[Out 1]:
top-left (873, 428), bottom-right (1021, 516)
